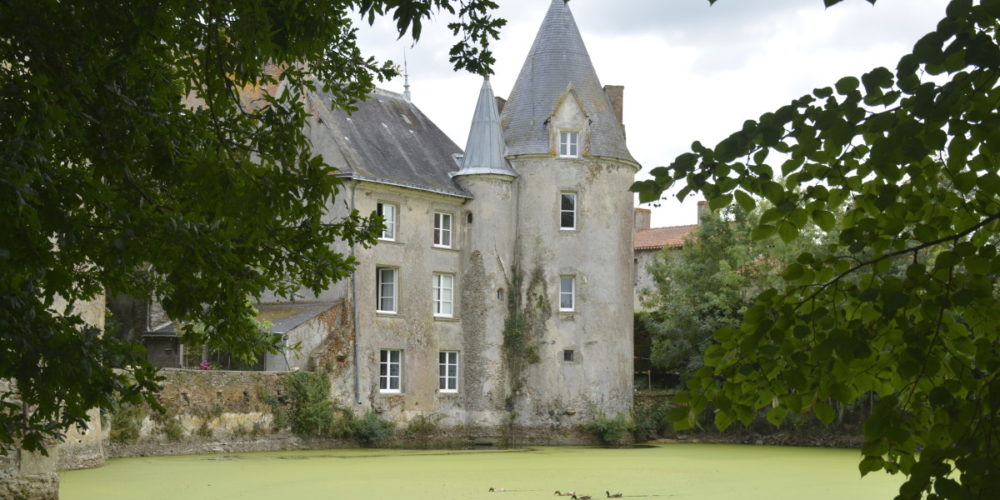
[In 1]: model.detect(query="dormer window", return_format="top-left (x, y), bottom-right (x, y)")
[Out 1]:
top-left (559, 131), bottom-right (579, 157)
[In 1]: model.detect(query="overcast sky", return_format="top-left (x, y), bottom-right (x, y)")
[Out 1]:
top-left (356, 0), bottom-right (951, 227)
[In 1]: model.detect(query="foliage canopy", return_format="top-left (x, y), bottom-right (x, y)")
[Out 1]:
top-left (640, 206), bottom-right (822, 380)
top-left (635, 0), bottom-right (1000, 497)
top-left (0, 0), bottom-right (502, 453)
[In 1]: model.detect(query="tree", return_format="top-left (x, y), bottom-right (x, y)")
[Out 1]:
top-left (0, 0), bottom-right (503, 453)
top-left (641, 206), bottom-right (822, 380)
top-left (634, 0), bottom-right (1000, 497)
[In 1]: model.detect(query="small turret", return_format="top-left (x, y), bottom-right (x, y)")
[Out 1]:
top-left (454, 77), bottom-right (516, 178)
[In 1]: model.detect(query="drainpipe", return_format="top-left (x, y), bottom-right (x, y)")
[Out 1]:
top-left (350, 180), bottom-right (362, 404)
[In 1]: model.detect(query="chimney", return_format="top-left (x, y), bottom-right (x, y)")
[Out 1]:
top-left (495, 96), bottom-right (507, 115)
top-left (634, 207), bottom-right (651, 233)
top-left (697, 201), bottom-right (708, 223)
top-left (604, 85), bottom-right (624, 124)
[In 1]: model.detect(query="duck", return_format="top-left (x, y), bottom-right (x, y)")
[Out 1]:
top-left (555, 491), bottom-right (576, 497)
top-left (572, 496), bottom-right (592, 500)
top-left (489, 487), bottom-right (507, 492)
top-left (606, 492), bottom-right (623, 498)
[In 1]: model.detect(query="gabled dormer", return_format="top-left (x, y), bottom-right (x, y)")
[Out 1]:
top-left (547, 85), bottom-right (590, 158)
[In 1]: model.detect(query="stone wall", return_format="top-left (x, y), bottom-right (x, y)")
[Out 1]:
top-left (106, 368), bottom-right (290, 456)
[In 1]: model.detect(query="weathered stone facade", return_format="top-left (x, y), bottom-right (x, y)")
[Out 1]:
top-left (138, 0), bottom-right (637, 440)
top-left (296, 0), bottom-right (637, 434)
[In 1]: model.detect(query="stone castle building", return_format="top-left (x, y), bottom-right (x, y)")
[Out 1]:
top-left (141, 0), bottom-right (638, 432)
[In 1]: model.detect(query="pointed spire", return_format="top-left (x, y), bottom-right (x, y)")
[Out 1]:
top-left (403, 50), bottom-right (412, 102)
top-left (455, 77), bottom-right (516, 177)
top-left (500, 0), bottom-right (635, 164)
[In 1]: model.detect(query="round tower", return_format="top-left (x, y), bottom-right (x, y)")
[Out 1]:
top-left (499, 0), bottom-right (638, 428)
top-left (452, 78), bottom-right (518, 430)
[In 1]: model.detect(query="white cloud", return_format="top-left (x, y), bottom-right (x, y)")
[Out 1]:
top-left (355, 0), bottom-right (951, 227)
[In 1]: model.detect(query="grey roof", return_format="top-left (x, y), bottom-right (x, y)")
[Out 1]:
top-left (500, 0), bottom-right (635, 164)
top-left (308, 88), bottom-right (470, 198)
top-left (145, 302), bottom-right (337, 336)
top-left (455, 78), bottom-right (516, 177)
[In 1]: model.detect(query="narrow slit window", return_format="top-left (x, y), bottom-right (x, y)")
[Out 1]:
top-left (439, 351), bottom-right (458, 393)
top-left (560, 192), bottom-right (577, 230)
top-left (376, 267), bottom-right (398, 313)
top-left (560, 275), bottom-right (575, 312)
top-left (376, 203), bottom-right (396, 241)
top-left (433, 273), bottom-right (454, 317)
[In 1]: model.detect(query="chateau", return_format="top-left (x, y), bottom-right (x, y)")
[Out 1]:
top-left (143, 0), bottom-right (638, 432)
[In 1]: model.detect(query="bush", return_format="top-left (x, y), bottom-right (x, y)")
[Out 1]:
top-left (632, 399), bottom-right (670, 442)
top-left (352, 411), bottom-right (394, 447)
top-left (109, 403), bottom-right (146, 444)
top-left (587, 413), bottom-right (635, 447)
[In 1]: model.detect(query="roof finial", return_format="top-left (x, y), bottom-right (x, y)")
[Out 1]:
top-left (403, 49), bottom-right (412, 102)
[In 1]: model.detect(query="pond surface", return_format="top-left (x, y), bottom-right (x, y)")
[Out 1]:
top-left (60, 443), bottom-right (902, 500)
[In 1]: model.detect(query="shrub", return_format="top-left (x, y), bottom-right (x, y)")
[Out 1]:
top-left (109, 403), bottom-right (146, 444)
top-left (587, 413), bottom-right (635, 447)
top-left (404, 413), bottom-right (443, 447)
top-left (632, 399), bottom-right (670, 442)
top-left (196, 420), bottom-right (214, 438)
top-left (352, 411), bottom-right (394, 447)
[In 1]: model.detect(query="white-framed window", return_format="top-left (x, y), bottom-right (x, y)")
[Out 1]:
top-left (379, 349), bottom-right (402, 393)
top-left (559, 131), bottom-right (579, 157)
top-left (377, 267), bottom-right (398, 313)
top-left (560, 275), bottom-right (575, 312)
top-left (433, 212), bottom-right (452, 248)
top-left (377, 202), bottom-right (396, 241)
top-left (433, 273), bottom-right (454, 317)
top-left (560, 192), bottom-right (577, 230)
top-left (439, 351), bottom-right (458, 393)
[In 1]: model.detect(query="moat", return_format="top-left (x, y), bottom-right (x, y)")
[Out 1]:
top-left (61, 443), bottom-right (902, 500)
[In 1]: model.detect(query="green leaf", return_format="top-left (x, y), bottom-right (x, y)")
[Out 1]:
top-left (835, 76), bottom-right (859, 94)
top-left (709, 194), bottom-right (733, 210)
top-left (778, 221), bottom-right (799, 243)
top-left (859, 456), bottom-right (885, 476)
top-left (814, 400), bottom-right (834, 425)
top-left (734, 190), bottom-right (756, 212)
top-left (751, 224), bottom-right (777, 240)
top-left (811, 210), bottom-right (836, 231)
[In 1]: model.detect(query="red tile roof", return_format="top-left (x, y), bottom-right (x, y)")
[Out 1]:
top-left (634, 224), bottom-right (698, 251)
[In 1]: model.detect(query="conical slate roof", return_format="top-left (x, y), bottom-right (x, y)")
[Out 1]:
top-left (455, 77), bottom-right (516, 177)
top-left (500, 0), bottom-right (635, 164)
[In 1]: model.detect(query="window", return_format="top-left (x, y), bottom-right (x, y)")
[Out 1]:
top-left (379, 349), bottom-right (402, 393)
top-left (563, 349), bottom-right (575, 362)
top-left (377, 267), bottom-right (398, 313)
top-left (439, 351), bottom-right (458, 393)
top-left (433, 273), bottom-right (454, 317)
top-left (560, 192), bottom-right (577, 230)
top-left (377, 203), bottom-right (396, 241)
top-left (560, 275), bottom-right (575, 312)
top-left (433, 212), bottom-right (452, 248)
top-left (559, 131), bottom-right (579, 157)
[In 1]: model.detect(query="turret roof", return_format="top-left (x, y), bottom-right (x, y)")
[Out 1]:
top-left (455, 78), bottom-right (516, 177)
top-left (500, 0), bottom-right (635, 164)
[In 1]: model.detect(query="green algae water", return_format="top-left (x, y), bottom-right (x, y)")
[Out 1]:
top-left (60, 444), bottom-right (902, 500)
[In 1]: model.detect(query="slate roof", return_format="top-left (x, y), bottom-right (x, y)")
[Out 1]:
top-left (145, 302), bottom-right (336, 336)
top-left (455, 78), bottom-right (516, 177)
top-left (634, 225), bottom-right (698, 251)
top-left (307, 88), bottom-right (469, 198)
top-left (500, 0), bottom-right (635, 164)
